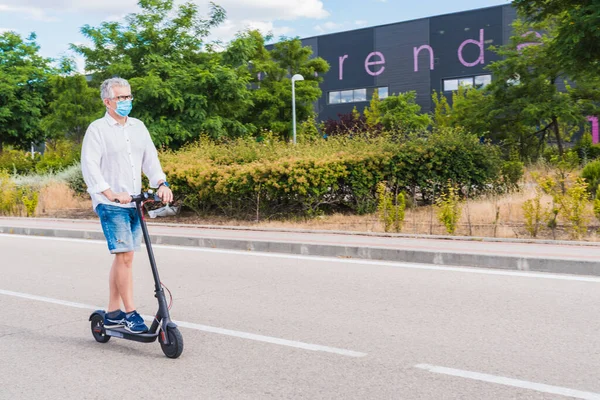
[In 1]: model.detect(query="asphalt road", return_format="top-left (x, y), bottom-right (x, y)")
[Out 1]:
top-left (1, 233), bottom-right (600, 399)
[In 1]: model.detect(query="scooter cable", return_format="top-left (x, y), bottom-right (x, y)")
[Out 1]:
top-left (161, 281), bottom-right (173, 310)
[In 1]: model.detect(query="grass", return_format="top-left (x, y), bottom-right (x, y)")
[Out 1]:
top-left (5, 162), bottom-right (600, 241)
top-left (36, 182), bottom-right (91, 216)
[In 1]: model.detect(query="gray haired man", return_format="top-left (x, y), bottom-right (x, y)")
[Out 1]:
top-left (81, 77), bottom-right (173, 333)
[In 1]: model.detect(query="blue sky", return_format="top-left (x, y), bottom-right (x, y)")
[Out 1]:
top-left (0, 0), bottom-right (510, 70)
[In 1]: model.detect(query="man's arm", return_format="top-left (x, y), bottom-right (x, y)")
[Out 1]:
top-left (141, 130), bottom-right (166, 188)
top-left (141, 129), bottom-right (172, 202)
top-left (81, 126), bottom-right (111, 198)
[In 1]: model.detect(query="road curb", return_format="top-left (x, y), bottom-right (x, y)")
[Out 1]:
top-left (1, 225), bottom-right (599, 277)
top-left (3, 216), bottom-right (600, 246)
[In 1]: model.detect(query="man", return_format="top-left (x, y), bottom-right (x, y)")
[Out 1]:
top-left (81, 77), bottom-right (173, 334)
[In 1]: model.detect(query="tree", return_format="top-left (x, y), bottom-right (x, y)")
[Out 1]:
top-left (431, 90), bottom-right (452, 130)
top-left (42, 61), bottom-right (104, 143)
top-left (378, 92), bottom-right (431, 135)
top-left (0, 31), bottom-right (52, 152)
top-left (436, 17), bottom-right (600, 161)
top-left (225, 30), bottom-right (329, 140)
top-left (364, 89), bottom-right (383, 132)
top-left (513, 0), bottom-right (600, 77)
top-left (72, 0), bottom-right (254, 147)
top-left (484, 17), bottom-right (600, 158)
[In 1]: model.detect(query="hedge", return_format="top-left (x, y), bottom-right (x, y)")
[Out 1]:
top-left (161, 131), bottom-right (507, 219)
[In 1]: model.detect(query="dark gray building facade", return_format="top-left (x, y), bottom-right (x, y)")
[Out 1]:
top-left (300, 4), bottom-right (518, 122)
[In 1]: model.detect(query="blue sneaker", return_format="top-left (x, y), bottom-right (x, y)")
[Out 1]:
top-left (124, 310), bottom-right (149, 334)
top-left (104, 310), bottom-right (126, 328)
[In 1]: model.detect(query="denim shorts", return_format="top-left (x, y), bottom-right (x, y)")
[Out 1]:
top-left (96, 204), bottom-right (142, 254)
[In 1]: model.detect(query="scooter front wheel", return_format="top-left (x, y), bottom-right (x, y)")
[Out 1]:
top-left (160, 327), bottom-right (183, 359)
top-left (90, 314), bottom-right (111, 343)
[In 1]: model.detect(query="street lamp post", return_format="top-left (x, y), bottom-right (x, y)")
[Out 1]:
top-left (291, 74), bottom-right (304, 145)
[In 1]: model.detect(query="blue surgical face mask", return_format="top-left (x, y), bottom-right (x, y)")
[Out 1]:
top-left (115, 100), bottom-right (132, 117)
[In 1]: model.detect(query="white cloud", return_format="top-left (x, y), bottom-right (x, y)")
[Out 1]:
top-left (0, 0), bottom-right (325, 44)
top-left (355, 20), bottom-right (368, 26)
top-left (314, 21), bottom-right (342, 33)
top-left (0, 4), bottom-right (59, 21)
top-left (217, 0), bottom-right (328, 20)
top-left (0, 27), bottom-right (17, 33)
top-left (198, 0), bottom-right (326, 43)
top-left (0, 0), bottom-right (138, 15)
top-left (0, 0), bottom-right (328, 22)
top-left (210, 19), bottom-right (292, 45)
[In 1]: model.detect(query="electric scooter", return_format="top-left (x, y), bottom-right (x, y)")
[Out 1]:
top-left (89, 190), bottom-right (184, 359)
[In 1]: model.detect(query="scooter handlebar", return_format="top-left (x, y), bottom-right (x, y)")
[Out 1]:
top-left (114, 191), bottom-right (162, 204)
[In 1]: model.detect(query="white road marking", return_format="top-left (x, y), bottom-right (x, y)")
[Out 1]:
top-left (1, 233), bottom-right (599, 283)
top-left (416, 364), bottom-right (600, 399)
top-left (173, 320), bottom-right (366, 357)
top-left (0, 289), bottom-right (99, 310)
top-left (0, 289), bottom-right (366, 358)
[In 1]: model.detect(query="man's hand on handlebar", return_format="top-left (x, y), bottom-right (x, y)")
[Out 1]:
top-left (157, 185), bottom-right (173, 203)
top-left (112, 192), bottom-right (133, 204)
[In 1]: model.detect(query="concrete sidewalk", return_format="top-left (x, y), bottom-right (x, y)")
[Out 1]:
top-left (1, 216), bottom-right (599, 276)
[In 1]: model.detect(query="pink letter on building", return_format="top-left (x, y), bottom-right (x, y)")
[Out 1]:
top-left (588, 116), bottom-right (599, 144)
top-left (339, 55), bottom-right (349, 80)
top-left (458, 29), bottom-right (485, 67)
top-left (517, 31), bottom-right (543, 51)
top-left (414, 45), bottom-right (434, 72)
top-left (365, 52), bottom-right (386, 76)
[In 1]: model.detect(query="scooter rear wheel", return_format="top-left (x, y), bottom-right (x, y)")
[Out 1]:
top-left (91, 314), bottom-right (111, 343)
top-left (160, 327), bottom-right (183, 359)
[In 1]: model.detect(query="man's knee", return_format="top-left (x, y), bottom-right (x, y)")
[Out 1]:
top-left (115, 251), bottom-right (134, 267)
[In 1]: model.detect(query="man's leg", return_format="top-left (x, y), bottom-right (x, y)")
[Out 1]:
top-left (109, 251), bottom-right (136, 313)
top-left (108, 256), bottom-right (121, 312)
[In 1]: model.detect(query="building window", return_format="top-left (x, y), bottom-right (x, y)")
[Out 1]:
top-left (444, 74), bottom-right (492, 92)
top-left (475, 74), bottom-right (492, 88)
top-left (329, 91), bottom-right (342, 104)
top-left (459, 77), bottom-right (473, 88)
top-left (354, 89), bottom-right (367, 102)
top-left (443, 79), bottom-right (459, 92)
top-left (341, 90), bottom-right (354, 103)
top-left (328, 88), bottom-right (373, 104)
top-left (375, 87), bottom-right (389, 99)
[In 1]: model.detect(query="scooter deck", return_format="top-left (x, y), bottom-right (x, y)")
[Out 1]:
top-left (104, 327), bottom-right (160, 343)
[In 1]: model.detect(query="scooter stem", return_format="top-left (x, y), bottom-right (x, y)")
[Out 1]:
top-left (136, 200), bottom-right (163, 293)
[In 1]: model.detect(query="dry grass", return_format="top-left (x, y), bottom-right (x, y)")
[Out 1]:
top-left (16, 166), bottom-right (600, 242)
top-left (21, 182), bottom-right (93, 218)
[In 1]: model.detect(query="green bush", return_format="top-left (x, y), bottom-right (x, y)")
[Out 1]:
top-left (35, 140), bottom-right (81, 174)
top-left (18, 186), bottom-right (39, 217)
top-left (435, 182), bottom-right (462, 235)
top-left (0, 170), bottom-right (18, 214)
top-left (561, 178), bottom-right (589, 240)
top-left (522, 187), bottom-right (545, 238)
top-left (574, 132), bottom-right (600, 162)
top-left (377, 182), bottom-right (406, 232)
top-left (394, 128), bottom-right (503, 203)
top-left (0, 140), bottom-right (81, 176)
top-left (0, 149), bottom-right (37, 174)
top-left (581, 159), bottom-right (600, 197)
top-left (59, 163), bottom-right (87, 195)
top-left (501, 161), bottom-right (525, 191)
top-left (161, 131), bottom-right (504, 219)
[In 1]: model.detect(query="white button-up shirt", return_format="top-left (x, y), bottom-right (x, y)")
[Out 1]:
top-left (81, 113), bottom-right (166, 211)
